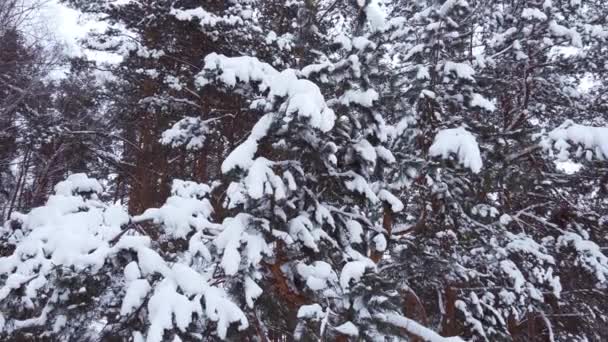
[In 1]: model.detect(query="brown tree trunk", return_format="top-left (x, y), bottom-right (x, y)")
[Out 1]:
top-left (441, 286), bottom-right (459, 336)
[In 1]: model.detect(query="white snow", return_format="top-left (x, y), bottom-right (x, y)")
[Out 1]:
top-left (124, 261), bottom-right (142, 283)
top-left (224, 182), bottom-right (246, 209)
top-left (0, 177), bottom-right (141, 306)
top-left (364, 0), bottom-right (386, 31)
top-left (221, 113), bottom-right (274, 173)
top-left (334, 34), bottom-right (352, 50)
top-left (470, 93), bottom-right (496, 112)
top-left (438, 0), bottom-right (462, 17)
top-left (204, 287), bottom-right (248, 338)
top-left (344, 173), bottom-right (379, 203)
top-left (500, 260), bottom-right (526, 293)
top-left (214, 214), bottom-right (248, 275)
top-left (455, 300), bottom-right (487, 338)
top-left (352, 36), bottom-right (377, 51)
top-left (242, 232), bottom-right (271, 269)
top-left (120, 279), bottom-right (151, 315)
top-left (490, 27), bottom-right (518, 48)
top-left (54, 173), bottom-right (103, 196)
top-left (471, 204), bottom-right (499, 218)
top-left (373, 234), bottom-right (387, 252)
top-left (104, 204), bottom-right (130, 228)
top-left (429, 127), bottom-right (483, 173)
top-left (443, 61), bottom-right (476, 81)
top-left (244, 277), bottom-right (263, 308)
top-left (137, 248), bottom-right (171, 277)
top-left (283, 170), bottom-right (297, 191)
top-left (164, 75), bottom-right (183, 91)
top-left (289, 215), bottom-right (320, 252)
top-left (201, 53), bottom-right (336, 134)
top-left (354, 139), bottom-right (378, 166)
top-left (297, 304), bottom-right (325, 320)
top-left (133, 331), bottom-right (144, 342)
top-left (521, 8), bottom-right (548, 21)
top-left (146, 279), bottom-right (201, 342)
top-left (346, 220), bottom-right (364, 244)
top-left (52, 315), bottom-right (67, 333)
top-left (265, 31), bottom-right (295, 51)
top-left (558, 232), bottom-right (608, 283)
top-left (377, 190), bottom-right (404, 212)
top-left (244, 158), bottom-right (286, 200)
top-left (542, 120), bottom-right (608, 161)
top-left (297, 261), bottom-right (337, 291)
top-left (340, 89), bottom-right (379, 108)
top-left (171, 263), bottom-right (208, 296)
top-left (213, 214), bottom-right (270, 277)
top-left (375, 146), bottom-right (396, 164)
top-left (315, 204), bottom-right (335, 228)
top-left (171, 179), bottom-right (211, 199)
top-left (499, 214), bottom-right (513, 225)
top-left (549, 21), bottom-right (582, 48)
top-left (171, 7), bottom-right (243, 28)
top-left (161, 117), bottom-right (209, 150)
top-left (402, 44), bottom-right (425, 62)
top-left (340, 259), bottom-right (375, 289)
top-left (0, 175), bottom-right (251, 340)
top-left (335, 321), bottom-right (359, 337)
top-left (505, 233), bottom-right (555, 264)
top-left (187, 232), bottom-right (213, 261)
top-left (133, 181), bottom-right (215, 239)
top-left (417, 65), bottom-right (431, 80)
top-left (375, 312), bottom-right (465, 341)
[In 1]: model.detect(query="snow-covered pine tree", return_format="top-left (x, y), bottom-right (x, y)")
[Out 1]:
top-left (382, 0), bottom-right (608, 340)
top-left (61, 0), bottom-right (277, 213)
top-left (456, 1), bottom-right (608, 340)
top-left (189, 5), bottom-right (413, 340)
top-left (1, 1), bottom-right (608, 341)
top-left (0, 0), bottom-right (65, 219)
top-left (0, 173), bottom-right (263, 340)
top-left (1, 4), bottom-right (410, 340)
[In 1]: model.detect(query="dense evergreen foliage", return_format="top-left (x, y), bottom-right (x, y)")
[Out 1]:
top-left (1, 0), bottom-right (607, 341)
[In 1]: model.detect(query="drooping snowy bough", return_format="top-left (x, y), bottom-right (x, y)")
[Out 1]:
top-left (541, 120), bottom-right (608, 162)
top-left (3, 0), bottom-right (608, 340)
top-left (0, 175), bottom-right (249, 340)
top-left (429, 127), bottom-right (483, 173)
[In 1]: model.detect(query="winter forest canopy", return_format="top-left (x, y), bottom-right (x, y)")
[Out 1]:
top-left (1, 0), bottom-right (607, 341)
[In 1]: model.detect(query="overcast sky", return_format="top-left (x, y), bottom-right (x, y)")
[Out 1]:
top-left (36, 1), bottom-right (595, 89)
top-left (37, 1), bottom-right (122, 62)
top-left (37, 1), bottom-right (91, 56)
top-left (32, 1), bottom-right (122, 80)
